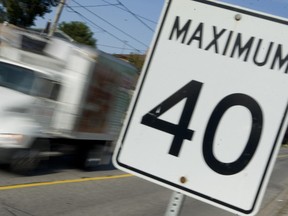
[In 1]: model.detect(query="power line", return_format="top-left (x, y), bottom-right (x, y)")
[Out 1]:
top-left (102, 0), bottom-right (157, 25)
top-left (66, 5), bottom-right (142, 53)
top-left (116, 0), bottom-right (153, 32)
top-left (65, 7), bottom-right (104, 33)
top-left (70, 0), bottom-right (148, 48)
top-left (97, 44), bottom-right (146, 52)
top-left (68, 3), bottom-right (120, 8)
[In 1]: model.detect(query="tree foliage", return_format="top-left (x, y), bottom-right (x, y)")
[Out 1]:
top-left (58, 21), bottom-right (96, 48)
top-left (0, 0), bottom-right (56, 27)
top-left (127, 54), bottom-right (145, 71)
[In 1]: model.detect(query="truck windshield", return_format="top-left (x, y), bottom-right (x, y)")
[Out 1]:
top-left (0, 61), bottom-right (60, 100)
top-left (0, 61), bottom-right (35, 95)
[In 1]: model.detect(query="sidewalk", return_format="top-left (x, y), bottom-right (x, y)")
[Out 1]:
top-left (258, 147), bottom-right (288, 216)
top-left (258, 184), bottom-right (288, 216)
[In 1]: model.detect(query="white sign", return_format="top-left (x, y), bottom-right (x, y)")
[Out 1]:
top-left (113, 0), bottom-right (288, 215)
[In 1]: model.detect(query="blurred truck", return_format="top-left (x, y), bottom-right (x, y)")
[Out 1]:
top-left (0, 24), bottom-right (139, 173)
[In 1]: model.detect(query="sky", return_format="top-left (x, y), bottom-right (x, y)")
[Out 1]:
top-left (220, 0), bottom-right (288, 17)
top-left (35, 0), bottom-right (166, 54)
top-left (35, 0), bottom-right (288, 55)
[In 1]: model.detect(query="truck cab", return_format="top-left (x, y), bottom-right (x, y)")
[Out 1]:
top-left (0, 59), bottom-right (61, 172)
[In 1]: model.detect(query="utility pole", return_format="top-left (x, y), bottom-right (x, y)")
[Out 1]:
top-left (48, 0), bottom-right (66, 37)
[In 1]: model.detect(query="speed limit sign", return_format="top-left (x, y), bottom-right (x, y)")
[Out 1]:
top-left (113, 0), bottom-right (288, 215)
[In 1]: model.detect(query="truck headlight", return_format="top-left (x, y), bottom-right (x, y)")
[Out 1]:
top-left (0, 134), bottom-right (24, 145)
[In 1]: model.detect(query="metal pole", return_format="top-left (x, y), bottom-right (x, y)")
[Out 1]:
top-left (165, 191), bottom-right (186, 216)
top-left (48, 0), bottom-right (66, 37)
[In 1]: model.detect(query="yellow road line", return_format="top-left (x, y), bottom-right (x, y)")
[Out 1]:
top-left (0, 174), bottom-right (133, 191)
top-left (0, 154), bottom-right (288, 191)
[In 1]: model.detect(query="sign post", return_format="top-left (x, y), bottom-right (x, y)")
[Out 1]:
top-left (113, 0), bottom-right (288, 215)
top-left (165, 192), bottom-right (185, 216)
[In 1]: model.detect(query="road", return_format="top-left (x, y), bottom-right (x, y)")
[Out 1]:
top-left (0, 148), bottom-right (287, 215)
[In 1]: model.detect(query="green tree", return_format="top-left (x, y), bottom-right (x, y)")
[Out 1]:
top-left (0, 0), bottom-right (57, 27)
top-left (58, 21), bottom-right (96, 48)
top-left (127, 53), bottom-right (145, 71)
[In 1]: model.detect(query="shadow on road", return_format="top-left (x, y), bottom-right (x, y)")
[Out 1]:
top-left (0, 154), bottom-right (116, 176)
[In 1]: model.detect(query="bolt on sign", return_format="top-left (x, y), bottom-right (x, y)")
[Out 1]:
top-left (113, 0), bottom-right (288, 215)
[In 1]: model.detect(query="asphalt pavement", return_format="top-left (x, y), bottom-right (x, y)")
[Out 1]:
top-left (0, 148), bottom-right (287, 215)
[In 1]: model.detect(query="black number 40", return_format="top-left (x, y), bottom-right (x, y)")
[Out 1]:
top-left (141, 80), bottom-right (263, 175)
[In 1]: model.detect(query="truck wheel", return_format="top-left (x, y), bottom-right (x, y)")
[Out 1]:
top-left (84, 150), bottom-right (101, 170)
top-left (10, 149), bottom-right (40, 175)
top-left (76, 145), bottom-right (100, 170)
